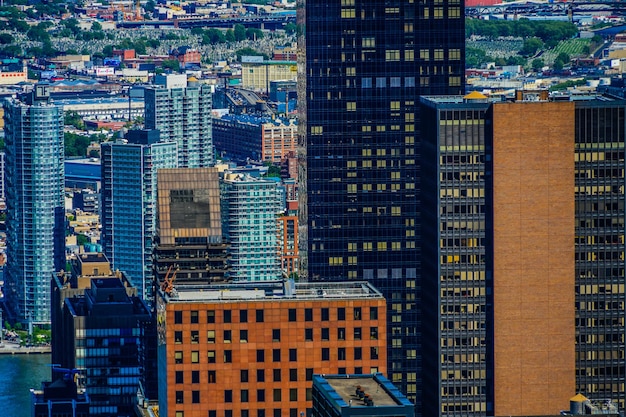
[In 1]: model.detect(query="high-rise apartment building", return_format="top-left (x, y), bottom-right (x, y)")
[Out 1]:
top-left (301, 1), bottom-right (466, 407)
top-left (156, 280), bottom-right (387, 417)
top-left (419, 92), bottom-right (626, 416)
top-left (144, 74), bottom-right (214, 168)
top-left (4, 85), bottom-right (65, 324)
top-left (101, 130), bottom-right (178, 298)
top-left (221, 173), bottom-right (281, 281)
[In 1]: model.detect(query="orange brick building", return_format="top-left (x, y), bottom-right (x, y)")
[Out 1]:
top-left (156, 281), bottom-right (387, 417)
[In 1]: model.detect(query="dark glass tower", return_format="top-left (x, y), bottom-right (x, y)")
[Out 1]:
top-left (300, 0), bottom-right (465, 410)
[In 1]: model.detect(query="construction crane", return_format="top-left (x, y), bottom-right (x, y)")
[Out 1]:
top-left (161, 265), bottom-right (177, 294)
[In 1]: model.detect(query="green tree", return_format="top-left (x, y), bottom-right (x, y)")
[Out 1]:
top-left (284, 22), bottom-right (296, 35)
top-left (76, 234), bottom-right (89, 246)
top-left (225, 29), bottom-right (235, 42)
top-left (91, 21), bottom-right (102, 31)
top-left (234, 24), bottom-right (246, 41)
top-left (531, 58), bottom-right (545, 71)
top-left (519, 37), bottom-right (543, 57)
top-left (0, 33), bottom-right (13, 44)
top-left (236, 47), bottom-right (266, 61)
top-left (246, 28), bottom-right (264, 41)
top-left (161, 59), bottom-right (180, 72)
top-left (65, 110), bottom-right (84, 129)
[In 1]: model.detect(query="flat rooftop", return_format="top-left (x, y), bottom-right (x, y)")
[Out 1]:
top-left (161, 280), bottom-right (384, 303)
top-left (327, 375), bottom-right (399, 406)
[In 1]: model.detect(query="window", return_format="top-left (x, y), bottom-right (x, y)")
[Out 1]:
top-left (224, 350), bottom-right (232, 363)
top-left (226, 411), bottom-right (233, 417)
top-left (242, 411), bottom-right (249, 417)
top-left (273, 369), bottom-right (281, 382)
top-left (370, 327), bottom-right (378, 340)
top-left (241, 389), bottom-right (249, 402)
top-left (192, 371), bottom-right (199, 383)
top-left (273, 389), bottom-right (282, 402)
top-left (240, 330), bottom-right (248, 343)
top-left (338, 308), bottom-right (346, 320)
top-left (272, 329), bottom-right (280, 342)
top-left (207, 310), bottom-right (215, 323)
top-left (207, 330), bottom-right (215, 343)
top-left (175, 351), bottom-right (183, 364)
top-left (241, 370), bottom-right (249, 383)
top-left (354, 347), bottom-right (362, 360)
top-left (240, 310), bottom-right (248, 323)
top-left (174, 331), bottom-right (182, 344)
top-left (288, 309), bottom-right (296, 321)
top-left (225, 390), bottom-right (233, 403)
top-left (306, 368), bottom-right (313, 381)
top-left (191, 331), bottom-right (199, 344)
top-left (273, 349), bottom-right (281, 362)
top-left (370, 307), bottom-right (378, 320)
top-left (191, 351), bottom-right (199, 363)
top-left (224, 310), bottom-right (232, 323)
top-left (354, 327), bottom-right (362, 340)
top-left (338, 328), bottom-right (345, 340)
top-left (371, 347), bottom-right (379, 359)
top-left (290, 368), bottom-right (298, 381)
top-left (208, 351), bottom-right (216, 363)
top-left (305, 308), bottom-right (313, 321)
top-left (305, 328), bottom-right (313, 341)
top-left (355, 367), bottom-right (363, 374)
top-left (208, 370), bottom-right (216, 383)
top-left (256, 309), bottom-right (264, 322)
top-left (190, 310), bottom-right (199, 324)
top-left (322, 348), bottom-right (330, 360)
top-left (257, 389), bottom-right (265, 402)
top-left (224, 330), bottom-right (232, 343)
top-left (274, 410), bottom-right (281, 417)
top-left (354, 307), bottom-right (362, 320)
top-left (257, 350), bottom-right (265, 362)
top-left (209, 411), bottom-right (217, 417)
top-left (338, 348), bottom-right (346, 360)
top-left (176, 412), bottom-right (184, 417)
top-left (289, 349), bottom-right (297, 362)
top-left (176, 391), bottom-right (184, 404)
top-left (175, 371), bottom-right (183, 384)
top-left (257, 369), bottom-right (265, 382)
top-left (175, 311), bottom-right (182, 324)
top-left (192, 391), bottom-right (200, 403)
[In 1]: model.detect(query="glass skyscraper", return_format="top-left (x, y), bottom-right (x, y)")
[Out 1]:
top-left (300, 0), bottom-right (465, 409)
top-left (101, 130), bottom-right (178, 299)
top-left (3, 85), bottom-right (65, 324)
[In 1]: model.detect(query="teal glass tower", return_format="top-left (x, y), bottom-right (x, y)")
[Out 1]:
top-left (101, 130), bottom-right (178, 299)
top-left (3, 84), bottom-right (65, 324)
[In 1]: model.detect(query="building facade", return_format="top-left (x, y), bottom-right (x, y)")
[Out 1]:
top-left (100, 130), bottom-right (177, 299)
top-left (221, 173), bottom-right (281, 281)
top-left (154, 168), bottom-right (230, 285)
top-left (301, 0), bottom-right (466, 407)
top-left (156, 280), bottom-right (388, 417)
top-left (419, 92), bottom-right (626, 416)
top-left (4, 85), bottom-right (65, 324)
top-left (144, 74), bottom-right (214, 168)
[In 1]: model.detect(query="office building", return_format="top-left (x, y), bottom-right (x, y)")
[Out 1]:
top-left (58, 277), bottom-right (151, 417)
top-left (312, 373), bottom-right (414, 417)
top-left (221, 173), bottom-right (281, 281)
top-left (301, 1), bottom-right (465, 407)
top-left (241, 56), bottom-right (296, 92)
top-left (100, 129), bottom-right (177, 298)
top-left (4, 84), bottom-right (65, 324)
top-left (154, 168), bottom-right (230, 285)
top-left (30, 374), bottom-right (90, 417)
top-left (144, 74), bottom-right (214, 168)
top-left (156, 280), bottom-right (387, 417)
top-left (419, 91), bottom-right (626, 415)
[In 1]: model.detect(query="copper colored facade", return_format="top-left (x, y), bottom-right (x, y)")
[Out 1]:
top-left (491, 102), bottom-right (576, 415)
top-left (156, 281), bottom-right (387, 417)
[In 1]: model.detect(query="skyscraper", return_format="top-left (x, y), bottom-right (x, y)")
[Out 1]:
top-left (221, 173), bottom-right (282, 281)
top-left (144, 74), bottom-right (214, 168)
top-left (419, 92), bottom-right (626, 415)
top-left (301, 0), bottom-right (465, 407)
top-left (100, 130), bottom-right (177, 299)
top-left (4, 84), bottom-right (65, 324)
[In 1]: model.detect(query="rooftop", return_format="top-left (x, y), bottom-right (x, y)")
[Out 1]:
top-left (326, 375), bottom-right (399, 406)
top-left (160, 280), bottom-right (384, 303)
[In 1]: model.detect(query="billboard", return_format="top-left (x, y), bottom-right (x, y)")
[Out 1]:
top-left (95, 67), bottom-right (115, 76)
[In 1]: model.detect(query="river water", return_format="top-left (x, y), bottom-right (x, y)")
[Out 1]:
top-left (0, 354), bottom-right (51, 416)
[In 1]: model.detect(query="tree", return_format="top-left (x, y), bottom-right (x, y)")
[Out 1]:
top-left (76, 234), bottom-right (89, 246)
top-left (91, 21), bottom-right (102, 31)
top-left (236, 47), bottom-right (265, 61)
top-left (0, 33), bottom-right (13, 44)
top-left (519, 37), bottom-right (543, 57)
top-left (284, 22), bottom-right (296, 35)
top-left (161, 59), bottom-right (180, 72)
top-left (225, 29), bottom-right (235, 42)
top-left (234, 24), bottom-right (246, 41)
top-left (246, 28), bottom-right (264, 41)
top-left (65, 110), bottom-right (84, 130)
top-left (531, 58), bottom-right (545, 71)
top-left (144, 0), bottom-right (155, 12)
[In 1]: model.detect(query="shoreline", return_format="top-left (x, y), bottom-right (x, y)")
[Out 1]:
top-left (0, 343), bottom-right (50, 355)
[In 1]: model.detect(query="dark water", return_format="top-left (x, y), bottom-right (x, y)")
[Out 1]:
top-left (0, 354), bottom-right (51, 416)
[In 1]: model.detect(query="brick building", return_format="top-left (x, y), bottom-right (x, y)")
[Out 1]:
top-left (156, 280), bottom-right (388, 417)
